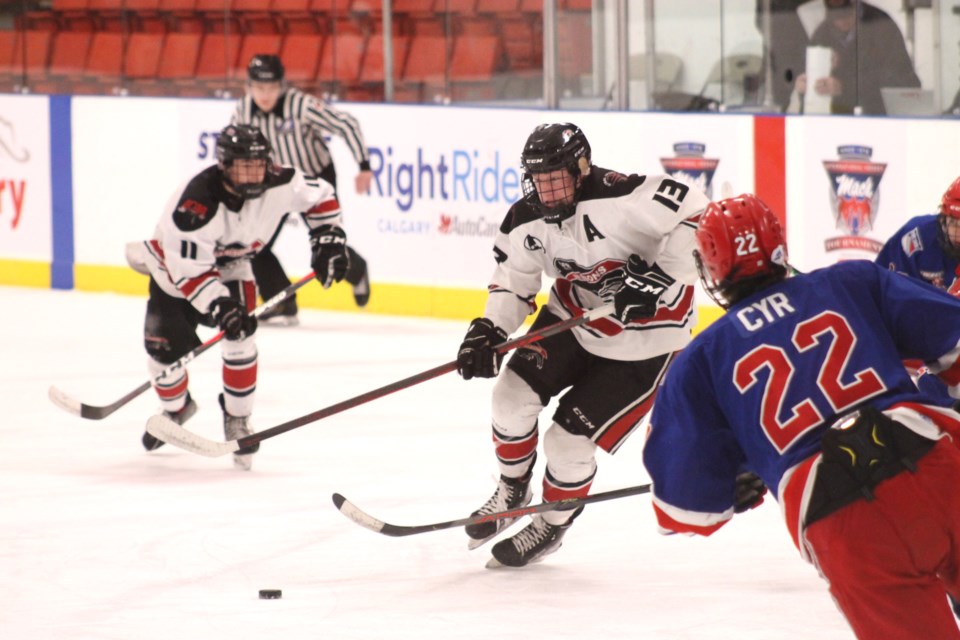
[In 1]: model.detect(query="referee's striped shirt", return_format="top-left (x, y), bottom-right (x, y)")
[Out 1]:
top-left (231, 87), bottom-right (371, 181)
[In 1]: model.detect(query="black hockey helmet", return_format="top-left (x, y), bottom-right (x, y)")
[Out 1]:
top-left (248, 54), bottom-right (285, 82)
top-left (216, 124), bottom-right (272, 198)
top-left (520, 123), bottom-right (592, 223)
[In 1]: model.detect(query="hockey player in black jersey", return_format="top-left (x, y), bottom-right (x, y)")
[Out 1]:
top-left (456, 123), bottom-right (709, 567)
top-left (133, 124), bottom-right (348, 469)
top-left (232, 54), bottom-right (373, 324)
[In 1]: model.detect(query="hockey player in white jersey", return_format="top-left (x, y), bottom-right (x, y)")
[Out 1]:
top-left (136, 124), bottom-right (348, 469)
top-left (456, 123), bottom-right (709, 567)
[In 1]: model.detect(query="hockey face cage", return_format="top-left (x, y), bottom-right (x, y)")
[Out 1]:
top-left (938, 177), bottom-right (960, 260)
top-left (217, 125), bottom-right (273, 199)
top-left (520, 123), bottom-right (591, 224)
top-left (694, 194), bottom-right (789, 309)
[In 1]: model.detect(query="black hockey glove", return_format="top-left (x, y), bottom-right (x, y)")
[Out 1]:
top-left (310, 224), bottom-right (348, 288)
top-left (457, 318), bottom-right (508, 380)
top-left (210, 296), bottom-right (257, 341)
top-left (734, 471), bottom-right (767, 514)
top-left (614, 255), bottom-right (676, 323)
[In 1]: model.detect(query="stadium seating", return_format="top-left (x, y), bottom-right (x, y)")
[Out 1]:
top-left (0, 0), bottom-right (555, 102)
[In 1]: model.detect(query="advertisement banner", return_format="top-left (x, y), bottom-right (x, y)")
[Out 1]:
top-left (786, 116), bottom-right (960, 272)
top-left (68, 98), bottom-right (757, 295)
top-left (71, 96), bottom-right (234, 267)
top-left (0, 95), bottom-right (52, 262)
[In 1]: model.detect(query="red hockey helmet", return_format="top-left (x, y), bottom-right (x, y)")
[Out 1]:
top-left (695, 194), bottom-right (789, 308)
top-left (938, 177), bottom-right (960, 260)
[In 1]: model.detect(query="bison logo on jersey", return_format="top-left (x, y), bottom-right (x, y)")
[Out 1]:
top-left (602, 171), bottom-right (628, 187)
top-left (524, 235), bottom-right (545, 252)
top-left (554, 257), bottom-right (627, 296)
top-left (173, 198), bottom-right (212, 231)
top-left (215, 240), bottom-right (262, 264)
top-left (516, 343), bottom-right (548, 369)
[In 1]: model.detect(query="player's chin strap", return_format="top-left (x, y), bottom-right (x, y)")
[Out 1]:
top-left (48, 271), bottom-right (317, 421)
top-left (146, 303), bottom-right (617, 457)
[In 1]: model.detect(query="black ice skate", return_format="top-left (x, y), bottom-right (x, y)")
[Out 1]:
top-left (352, 270), bottom-right (370, 308)
top-left (486, 507), bottom-right (582, 569)
top-left (142, 393), bottom-right (197, 451)
top-left (258, 298), bottom-right (299, 327)
top-left (219, 394), bottom-right (259, 470)
top-left (465, 467), bottom-right (533, 550)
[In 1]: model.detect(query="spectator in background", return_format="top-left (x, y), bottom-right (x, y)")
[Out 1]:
top-left (232, 54), bottom-right (373, 325)
top-left (794, 0), bottom-right (920, 115)
top-left (756, 0), bottom-right (810, 112)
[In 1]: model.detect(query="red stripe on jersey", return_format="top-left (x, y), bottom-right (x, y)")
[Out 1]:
top-left (893, 401), bottom-right (960, 441)
top-left (178, 270), bottom-right (219, 299)
top-left (653, 503), bottom-right (725, 537)
top-left (223, 359), bottom-right (258, 391)
top-left (781, 453), bottom-right (819, 551)
top-left (306, 198), bottom-right (341, 215)
top-left (937, 357), bottom-right (960, 386)
top-left (553, 280), bottom-right (695, 336)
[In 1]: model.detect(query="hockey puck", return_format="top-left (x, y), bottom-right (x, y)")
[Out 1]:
top-left (258, 589), bottom-right (282, 600)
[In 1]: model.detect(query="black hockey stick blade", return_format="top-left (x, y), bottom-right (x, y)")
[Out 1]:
top-left (50, 271), bottom-right (316, 420)
top-left (147, 304), bottom-right (616, 457)
top-left (331, 483), bottom-right (652, 538)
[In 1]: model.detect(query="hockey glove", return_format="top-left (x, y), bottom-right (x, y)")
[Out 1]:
top-left (614, 255), bottom-right (676, 323)
top-left (310, 224), bottom-right (349, 288)
top-left (733, 471), bottom-right (767, 514)
top-left (457, 318), bottom-right (508, 380)
top-left (211, 296), bottom-right (257, 341)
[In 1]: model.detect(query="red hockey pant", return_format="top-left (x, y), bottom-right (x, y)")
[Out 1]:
top-left (805, 441), bottom-right (960, 639)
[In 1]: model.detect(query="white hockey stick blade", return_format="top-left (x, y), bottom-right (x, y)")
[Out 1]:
top-left (48, 386), bottom-right (82, 416)
top-left (331, 494), bottom-right (388, 534)
top-left (145, 414), bottom-right (238, 458)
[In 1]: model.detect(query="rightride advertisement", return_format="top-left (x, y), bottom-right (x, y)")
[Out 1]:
top-left (0, 95), bottom-right (52, 263)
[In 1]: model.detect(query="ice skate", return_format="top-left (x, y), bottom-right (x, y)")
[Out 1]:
top-left (142, 393), bottom-right (197, 451)
top-left (219, 394), bottom-right (259, 470)
top-left (465, 467), bottom-right (533, 550)
top-left (486, 508), bottom-right (581, 569)
top-left (352, 270), bottom-right (370, 308)
top-left (258, 298), bottom-right (299, 327)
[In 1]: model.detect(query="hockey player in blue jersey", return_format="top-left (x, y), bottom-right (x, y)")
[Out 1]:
top-left (644, 193), bottom-right (960, 639)
top-left (876, 176), bottom-right (960, 294)
top-left (875, 176), bottom-right (960, 401)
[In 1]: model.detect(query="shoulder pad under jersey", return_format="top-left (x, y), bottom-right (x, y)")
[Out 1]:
top-left (263, 165), bottom-right (297, 189)
top-left (499, 196), bottom-right (542, 234)
top-left (172, 167), bottom-right (221, 232)
top-left (578, 167), bottom-right (645, 202)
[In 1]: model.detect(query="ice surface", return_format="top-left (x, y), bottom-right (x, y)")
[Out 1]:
top-left (2, 286), bottom-right (854, 639)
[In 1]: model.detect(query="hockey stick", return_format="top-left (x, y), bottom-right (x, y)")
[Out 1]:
top-left (146, 303), bottom-right (617, 457)
top-left (331, 483), bottom-right (652, 537)
top-left (48, 271), bottom-right (317, 420)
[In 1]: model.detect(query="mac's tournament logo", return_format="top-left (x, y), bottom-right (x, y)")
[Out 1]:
top-left (659, 142), bottom-right (719, 198)
top-left (823, 145), bottom-right (886, 256)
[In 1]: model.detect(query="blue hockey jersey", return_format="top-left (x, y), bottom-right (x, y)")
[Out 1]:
top-left (875, 213), bottom-right (960, 291)
top-left (644, 261), bottom-right (960, 558)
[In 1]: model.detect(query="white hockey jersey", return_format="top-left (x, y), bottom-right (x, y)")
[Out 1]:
top-left (484, 167), bottom-right (709, 361)
top-left (141, 164), bottom-right (341, 314)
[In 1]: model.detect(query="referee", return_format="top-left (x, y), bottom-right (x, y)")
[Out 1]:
top-left (231, 54), bottom-right (372, 324)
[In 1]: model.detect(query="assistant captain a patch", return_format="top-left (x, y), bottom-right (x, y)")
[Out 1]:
top-left (901, 227), bottom-right (923, 257)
